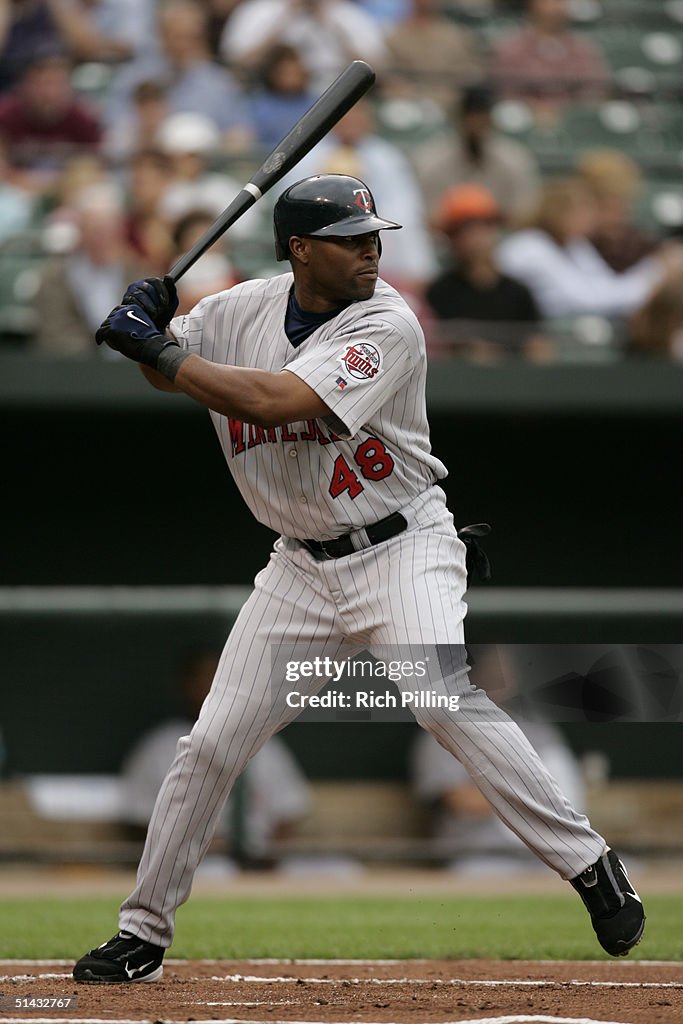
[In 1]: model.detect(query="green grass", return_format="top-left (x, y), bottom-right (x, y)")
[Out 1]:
top-left (0, 894), bottom-right (681, 962)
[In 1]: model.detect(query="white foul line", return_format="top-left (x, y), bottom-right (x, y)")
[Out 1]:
top-left (0, 1018), bottom-right (633, 1024)
top-left (1, 970), bottom-right (680, 990)
top-left (0, 973), bottom-right (70, 981)
top-left (1, 957), bottom-right (681, 966)
top-left (205, 973), bottom-right (683, 989)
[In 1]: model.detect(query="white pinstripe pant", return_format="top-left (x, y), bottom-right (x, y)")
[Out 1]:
top-left (120, 492), bottom-right (605, 946)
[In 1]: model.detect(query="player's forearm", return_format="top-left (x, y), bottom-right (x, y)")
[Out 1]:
top-left (173, 355), bottom-right (326, 427)
top-left (140, 364), bottom-right (182, 393)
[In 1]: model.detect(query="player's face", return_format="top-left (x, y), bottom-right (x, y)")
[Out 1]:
top-left (301, 232), bottom-right (381, 307)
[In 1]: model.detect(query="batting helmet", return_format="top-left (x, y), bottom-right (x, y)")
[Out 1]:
top-left (273, 174), bottom-right (401, 261)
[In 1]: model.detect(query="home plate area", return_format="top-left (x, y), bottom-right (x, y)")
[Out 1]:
top-left (1, 959), bottom-right (681, 1024)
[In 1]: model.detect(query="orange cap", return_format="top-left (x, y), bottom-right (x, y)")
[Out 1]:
top-left (436, 184), bottom-right (500, 231)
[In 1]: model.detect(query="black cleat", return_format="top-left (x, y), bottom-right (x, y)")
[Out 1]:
top-left (73, 931), bottom-right (164, 983)
top-left (570, 848), bottom-right (645, 957)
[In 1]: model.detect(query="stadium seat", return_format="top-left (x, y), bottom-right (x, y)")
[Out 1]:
top-left (375, 97), bottom-right (447, 148)
top-left (0, 232), bottom-right (46, 343)
top-left (637, 180), bottom-right (683, 232)
top-left (70, 62), bottom-right (116, 113)
top-left (562, 102), bottom-right (645, 152)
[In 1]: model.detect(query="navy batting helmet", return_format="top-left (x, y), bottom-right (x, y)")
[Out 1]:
top-left (273, 174), bottom-right (401, 261)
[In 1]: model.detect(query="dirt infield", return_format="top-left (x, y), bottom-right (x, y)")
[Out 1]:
top-left (2, 958), bottom-right (682, 1024)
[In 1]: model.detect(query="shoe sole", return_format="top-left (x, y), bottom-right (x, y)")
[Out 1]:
top-left (605, 917), bottom-right (646, 957)
top-left (73, 965), bottom-right (163, 984)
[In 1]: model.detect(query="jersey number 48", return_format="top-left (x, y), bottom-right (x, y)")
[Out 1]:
top-left (328, 438), bottom-right (395, 500)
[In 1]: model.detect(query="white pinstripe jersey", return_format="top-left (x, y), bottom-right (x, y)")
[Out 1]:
top-left (168, 272), bottom-right (447, 540)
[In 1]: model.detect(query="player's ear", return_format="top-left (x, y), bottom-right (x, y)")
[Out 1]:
top-left (288, 236), bottom-right (310, 265)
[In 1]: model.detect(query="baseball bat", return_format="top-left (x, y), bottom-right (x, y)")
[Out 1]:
top-left (168, 60), bottom-right (376, 284)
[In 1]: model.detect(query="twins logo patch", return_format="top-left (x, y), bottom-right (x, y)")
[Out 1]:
top-left (340, 341), bottom-right (382, 381)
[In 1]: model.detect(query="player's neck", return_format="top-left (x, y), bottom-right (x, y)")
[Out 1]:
top-left (292, 281), bottom-right (348, 315)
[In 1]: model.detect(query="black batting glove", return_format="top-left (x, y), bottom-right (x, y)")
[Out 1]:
top-left (95, 304), bottom-right (180, 369)
top-left (458, 523), bottom-right (492, 583)
top-left (122, 275), bottom-right (179, 331)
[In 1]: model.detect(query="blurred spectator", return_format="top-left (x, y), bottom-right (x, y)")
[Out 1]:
top-left (36, 150), bottom-right (109, 240)
top-left (156, 112), bottom-right (243, 223)
top-left (249, 45), bottom-right (316, 151)
top-left (124, 149), bottom-right (175, 274)
top-left (71, 0), bottom-right (157, 60)
top-left (384, 0), bottom-right (482, 114)
top-left (154, 111), bottom-right (261, 244)
top-left (0, 138), bottom-right (34, 241)
top-left (630, 264), bottom-right (683, 362)
top-left (106, 0), bottom-right (251, 151)
top-left (32, 182), bottom-right (141, 354)
top-left (202, 0), bottom-right (242, 58)
top-left (576, 149), bottom-right (659, 274)
top-left (41, 0), bottom-right (156, 63)
top-left (103, 80), bottom-right (169, 166)
top-left (425, 183), bottom-right (548, 360)
top-left (172, 209), bottom-right (237, 314)
top-left (497, 177), bottom-right (665, 319)
top-left (411, 83), bottom-right (541, 226)
top-left (120, 648), bottom-right (311, 862)
top-left (48, 151), bottom-right (108, 210)
top-left (221, 0), bottom-right (386, 93)
top-left (0, 1), bottom-right (64, 93)
top-left (492, 0), bottom-right (609, 117)
top-left (411, 645), bottom-right (586, 874)
top-left (0, 52), bottom-right (101, 189)
top-left (287, 99), bottom-right (436, 292)
top-left (0, 0), bottom-right (156, 80)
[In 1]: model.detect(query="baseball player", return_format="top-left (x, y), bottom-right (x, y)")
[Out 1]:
top-left (73, 175), bottom-right (644, 983)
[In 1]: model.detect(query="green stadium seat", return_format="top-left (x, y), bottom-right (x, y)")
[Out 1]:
top-left (562, 102), bottom-right (645, 151)
top-left (375, 97), bottom-right (448, 148)
top-left (0, 232), bottom-right (46, 343)
top-left (567, 0), bottom-right (604, 24)
top-left (665, 0), bottom-right (683, 25)
top-left (70, 62), bottom-right (116, 113)
top-left (590, 24), bottom-right (683, 69)
top-left (649, 102), bottom-right (683, 153)
top-left (493, 100), bottom-right (655, 170)
top-left (492, 100), bottom-right (573, 166)
top-left (637, 180), bottom-right (683, 231)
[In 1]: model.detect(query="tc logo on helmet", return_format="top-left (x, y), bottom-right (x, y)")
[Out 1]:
top-left (353, 188), bottom-right (373, 212)
top-left (340, 341), bottom-right (382, 381)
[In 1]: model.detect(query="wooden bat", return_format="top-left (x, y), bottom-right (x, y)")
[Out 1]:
top-left (168, 60), bottom-right (376, 284)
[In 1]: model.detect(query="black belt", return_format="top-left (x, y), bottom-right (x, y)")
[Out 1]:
top-left (302, 511), bottom-right (408, 559)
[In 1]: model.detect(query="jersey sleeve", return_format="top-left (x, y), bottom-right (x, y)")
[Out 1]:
top-left (284, 313), bottom-right (420, 439)
top-left (166, 301), bottom-right (209, 354)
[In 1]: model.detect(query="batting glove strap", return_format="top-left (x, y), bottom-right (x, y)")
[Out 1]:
top-left (156, 345), bottom-right (191, 382)
top-left (96, 304), bottom-right (179, 369)
top-left (122, 275), bottom-right (179, 331)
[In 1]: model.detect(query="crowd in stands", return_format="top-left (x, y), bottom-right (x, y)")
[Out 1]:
top-left (1, 0), bottom-right (682, 361)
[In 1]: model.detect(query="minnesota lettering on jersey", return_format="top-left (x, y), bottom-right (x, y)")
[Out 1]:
top-left (228, 417), bottom-right (341, 457)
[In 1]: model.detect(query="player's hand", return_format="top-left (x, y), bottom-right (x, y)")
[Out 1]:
top-left (122, 275), bottom-right (179, 331)
top-left (95, 304), bottom-right (180, 369)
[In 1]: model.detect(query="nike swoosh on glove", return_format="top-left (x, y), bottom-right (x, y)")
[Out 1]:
top-left (95, 304), bottom-right (180, 369)
top-left (122, 275), bottom-right (179, 331)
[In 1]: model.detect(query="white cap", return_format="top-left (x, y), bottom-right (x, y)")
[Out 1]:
top-left (156, 112), bottom-right (221, 155)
